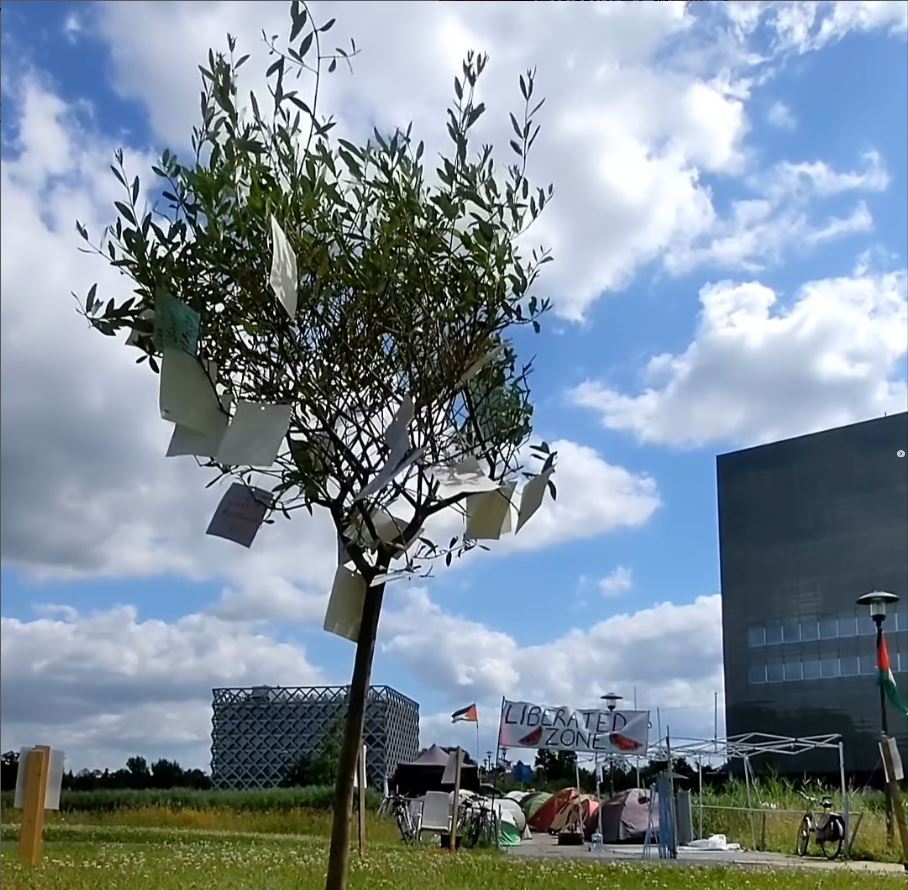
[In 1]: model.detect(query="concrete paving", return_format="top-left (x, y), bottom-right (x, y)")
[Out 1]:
top-left (504, 832), bottom-right (907, 876)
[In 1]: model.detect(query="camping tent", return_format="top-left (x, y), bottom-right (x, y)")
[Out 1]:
top-left (520, 791), bottom-right (551, 822)
top-left (599, 788), bottom-right (657, 843)
top-left (390, 745), bottom-right (480, 797)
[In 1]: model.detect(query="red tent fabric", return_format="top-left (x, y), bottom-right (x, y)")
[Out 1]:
top-left (528, 788), bottom-right (578, 832)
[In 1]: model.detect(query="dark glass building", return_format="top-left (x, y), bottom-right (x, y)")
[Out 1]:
top-left (211, 685), bottom-right (419, 789)
top-left (718, 413), bottom-right (908, 773)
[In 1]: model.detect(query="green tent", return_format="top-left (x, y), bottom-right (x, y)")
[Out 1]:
top-left (520, 791), bottom-right (552, 821)
top-left (498, 820), bottom-right (522, 846)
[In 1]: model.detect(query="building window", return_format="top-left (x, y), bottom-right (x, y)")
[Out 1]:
top-left (749, 663), bottom-right (766, 684)
top-left (819, 617), bottom-right (838, 640)
top-left (838, 613), bottom-right (857, 639)
top-left (802, 659), bottom-right (821, 680)
top-left (801, 619), bottom-right (819, 641)
top-left (747, 626), bottom-right (765, 648)
top-left (821, 656), bottom-right (840, 679)
top-left (782, 620), bottom-right (801, 644)
top-left (857, 614), bottom-right (876, 636)
top-left (840, 655), bottom-right (860, 677)
top-left (765, 624), bottom-right (783, 646)
top-left (859, 654), bottom-right (877, 675)
top-left (784, 658), bottom-right (802, 681)
top-left (766, 661), bottom-right (784, 683)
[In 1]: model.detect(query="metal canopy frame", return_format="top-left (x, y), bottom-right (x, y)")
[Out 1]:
top-left (646, 731), bottom-right (850, 857)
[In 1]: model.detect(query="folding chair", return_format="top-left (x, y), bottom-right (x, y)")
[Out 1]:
top-left (417, 790), bottom-right (452, 842)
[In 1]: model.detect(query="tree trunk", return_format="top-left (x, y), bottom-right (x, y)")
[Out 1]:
top-left (324, 579), bottom-right (386, 890)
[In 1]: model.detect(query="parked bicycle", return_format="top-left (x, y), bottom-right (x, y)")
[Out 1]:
top-left (456, 797), bottom-right (499, 848)
top-left (380, 794), bottom-right (419, 844)
top-left (795, 790), bottom-right (845, 860)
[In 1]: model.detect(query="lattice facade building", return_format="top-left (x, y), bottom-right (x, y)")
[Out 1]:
top-left (210, 685), bottom-right (419, 789)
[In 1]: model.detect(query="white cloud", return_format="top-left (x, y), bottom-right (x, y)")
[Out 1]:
top-left (382, 587), bottom-right (724, 744)
top-left (0, 605), bottom-right (324, 769)
top-left (766, 100), bottom-right (796, 130)
top-left (599, 566), bottom-right (634, 597)
top-left (667, 152), bottom-right (888, 275)
top-left (570, 269), bottom-right (908, 449)
top-left (63, 13), bottom-right (83, 44)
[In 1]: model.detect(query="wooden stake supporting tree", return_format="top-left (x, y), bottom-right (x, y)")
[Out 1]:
top-left (74, 3), bottom-right (556, 888)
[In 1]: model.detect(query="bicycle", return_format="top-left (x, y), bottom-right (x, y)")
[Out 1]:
top-left (795, 790), bottom-right (845, 860)
top-left (380, 794), bottom-right (419, 844)
top-left (457, 797), bottom-right (499, 848)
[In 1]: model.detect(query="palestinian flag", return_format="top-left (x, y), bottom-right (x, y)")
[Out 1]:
top-left (877, 634), bottom-right (908, 718)
top-left (452, 703), bottom-right (478, 723)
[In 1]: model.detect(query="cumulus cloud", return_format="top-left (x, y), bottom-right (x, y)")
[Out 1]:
top-left (0, 606), bottom-right (324, 769)
top-left (570, 269), bottom-right (908, 449)
top-left (667, 152), bottom-right (889, 275)
top-left (766, 100), bottom-right (796, 130)
top-left (382, 587), bottom-right (724, 745)
top-left (598, 566), bottom-right (634, 597)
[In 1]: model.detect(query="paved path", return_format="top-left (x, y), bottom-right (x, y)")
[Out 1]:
top-left (505, 833), bottom-right (907, 876)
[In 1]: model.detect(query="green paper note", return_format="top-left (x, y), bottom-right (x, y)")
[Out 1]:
top-left (154, 292), bottom-right (200, 355)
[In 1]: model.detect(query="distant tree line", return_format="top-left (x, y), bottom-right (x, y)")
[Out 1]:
top-left (1, 751), bottom-right (212, 792)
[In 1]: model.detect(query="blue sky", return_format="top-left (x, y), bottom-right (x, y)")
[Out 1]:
top-left (1, 1), bottom-right (906, 771)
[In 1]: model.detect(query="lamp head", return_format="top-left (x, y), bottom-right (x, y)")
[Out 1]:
top-left (855, 590), bottom-right (899, 620)
top-left (600, 692), bottom-right (623, 712)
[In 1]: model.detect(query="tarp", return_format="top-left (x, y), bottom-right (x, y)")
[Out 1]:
top-left (599, 788), bottom-right (656, 843)
top-left (390, 745), bottom-right (480, 796)
top-left (520, 791), bottom-right (551, 821)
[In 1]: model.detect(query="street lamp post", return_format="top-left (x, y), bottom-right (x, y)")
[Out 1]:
top-left (601, 693), bottom-right (623, 796)
top-left (855, 590), bottom-right (900, 845)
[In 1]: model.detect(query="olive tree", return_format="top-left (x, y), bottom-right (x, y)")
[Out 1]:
top-left (74, 3), bottom-right (555, 887)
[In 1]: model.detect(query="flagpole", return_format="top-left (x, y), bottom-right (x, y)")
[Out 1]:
top-left (476, 718), bottom-right (480, 769)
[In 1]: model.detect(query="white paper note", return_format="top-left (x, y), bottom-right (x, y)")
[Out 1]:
top-left (324, 566), bottom-right (366, 642)
top-left (166, 414), bottom-right (228, 459)
top-left (465, 481), bottom-right (516, 541)
top-left (516, 468), bottom-right (553, 533)
top-left (215, 401), bottom-right (292, 468)
top-left (159, 348), bottom-right (225, 436)
top-left (432, 457), bottom-right (499, 497)
top-left (270, 215), bottom-right (298, 320)
top-left (13, 747), bottom-right (65, 810)
top-left (385, 395), bottom-right (414, 462)
top-left (206, 483), bottom-right (273, 547)
top-left (458, 343), bottom-right (505, 386)
top-left (354, 448), bottom-right (424, 502)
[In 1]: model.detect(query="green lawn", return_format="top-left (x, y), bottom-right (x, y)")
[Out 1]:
top-left (1, 828), bottom-right (902, 890)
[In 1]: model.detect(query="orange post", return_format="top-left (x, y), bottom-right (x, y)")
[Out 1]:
top-left (19, 746), bottom-right (50, 864)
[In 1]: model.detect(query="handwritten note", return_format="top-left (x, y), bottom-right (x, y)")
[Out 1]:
top-left (465, 480), bottom-right (516, 541)
top-left (159, 348), bottom-right (225, 436)
top-left (216, 401), bottom-right (292, 468)
top-left (270, 216), bottom-right (298, 320)
top-left (432, 456), bottom-right (499, 497)
top-left (206, 483), bottom-right (273, 548)
top-left (323, 566), bottom-right (366, 642)
top-left (166, 414), bottom-right (228, 459)
top-left (516, 468), bottom-right (553, 533)
top-left (154, 292), bottom-right (200, 356)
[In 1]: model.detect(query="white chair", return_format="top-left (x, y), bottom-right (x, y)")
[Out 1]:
top-left (418, 790), bottom-right (452, 841)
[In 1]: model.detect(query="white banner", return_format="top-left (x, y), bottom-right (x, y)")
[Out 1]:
top-left (498, 700), bottom-right (649, 754)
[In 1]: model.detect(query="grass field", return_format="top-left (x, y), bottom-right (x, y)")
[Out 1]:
top-left (2, 827), bottom-right (904, 890)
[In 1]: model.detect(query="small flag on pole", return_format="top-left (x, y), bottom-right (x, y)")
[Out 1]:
top-left (452, 703), bottom-right (478, 723)
top-left (877, 633), bottom-right (908, 717)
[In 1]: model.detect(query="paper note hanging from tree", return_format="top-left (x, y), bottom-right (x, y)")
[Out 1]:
top-left (269, 215), bottom-right (298, 320)
top-left (458, 342), bottom-right (505, 386)
top-left (354, 447), bottom-right (424, 502)
top-left (432, 456), bottom-right (499, 497)
top-left (215, 401), bottom-right (292, 468)
top-left (206, 483), bottom-right (273, 547)
top-left (324, 566), bottom-right (366, 642)
top-left (153, 292), bottom-right (200, 355)
top-left (126, 309), bottom-right (155, 348)
top-left (465, 480), bottom-right (516, 541)
top-left (384, 395), bottom-right (414, 462)
top-left (159, 348), bottom-right (225, 436)
top-left (516, 468), bottom-right (553, 533)
top-left (166, 414), bottom-right (228, 458)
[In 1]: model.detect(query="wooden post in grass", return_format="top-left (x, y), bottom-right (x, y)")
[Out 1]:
top-left (356, 744), bottom-right (367, 857)
top-left (449, 747), bottom-right (462, 853)
top-left (19, 746), bottom-right (51, 865)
